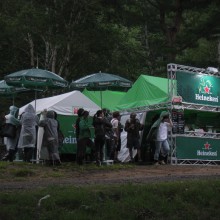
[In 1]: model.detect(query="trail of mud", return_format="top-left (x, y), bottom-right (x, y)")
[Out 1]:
top-left (1, 165), bottom-right (220, 190)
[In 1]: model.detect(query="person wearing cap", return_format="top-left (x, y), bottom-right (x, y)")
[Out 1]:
top-left (125, 112), bottom-right (144, 162)
top-left (147, 111), bottom-right (173, 165)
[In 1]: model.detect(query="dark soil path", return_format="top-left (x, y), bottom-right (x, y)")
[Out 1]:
top-left (1, 164), bottom-right (220, 190)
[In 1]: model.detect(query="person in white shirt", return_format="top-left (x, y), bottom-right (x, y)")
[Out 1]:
top-left (147, 111), bottom-right (173, 165)
top-left (111, 111), bottom-right (121, 162)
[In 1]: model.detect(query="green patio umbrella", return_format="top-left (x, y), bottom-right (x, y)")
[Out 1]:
top-left (0, 80), bottom-right (29, 105)
top-left (4, 68), bottom-right (68, 109)
top-left (4, 68), bottom-right (68, 89)
top-left (70, 72), bottom-right (132, 108)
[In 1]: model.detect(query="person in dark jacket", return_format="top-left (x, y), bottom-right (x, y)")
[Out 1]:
top-left (74, 108), bottom-right (85, 142)
top-left (117, 117), bottom-right (123, 158)
top-left (0, 111), bottom-right (6, 146)
top-left (73, 108), bottom-right (85, 164)
top-left (125, 112), bottom-right (144, 162)
top-left (93, 110), bottom-right (112, 166)
top-left (39, 110), bottom-right (61, 165)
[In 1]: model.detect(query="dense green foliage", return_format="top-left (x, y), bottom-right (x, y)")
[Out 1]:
top-left (0, 0), bottom-right (220, 82)
top-left (1, 0), bottom-right (220, 109)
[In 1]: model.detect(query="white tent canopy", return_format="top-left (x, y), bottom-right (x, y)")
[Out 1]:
top-left (19, 91), bottom-right (100, 116)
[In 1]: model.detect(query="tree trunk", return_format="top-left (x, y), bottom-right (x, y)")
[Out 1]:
top-left (45, 40), bottom-right (50, 70)
top-left (27, 33), bottom-right (35, 67)
top-left (144, 22), bottom-right (153, 74)
top-left (51, 45), bottom-right (57, 73)
top-left (59, 42), bottom-right (70, 77)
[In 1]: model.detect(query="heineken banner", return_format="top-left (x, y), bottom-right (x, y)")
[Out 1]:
top-left (58, 115), bottom-right (76, 154)
top-left (176, 71), bottom-right (220, 106)
top-left (176, 136), bottom-right (220, 160)
top-left (57, 115), bottom-right (94, 154)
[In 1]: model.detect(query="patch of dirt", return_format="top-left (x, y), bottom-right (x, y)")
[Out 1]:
top-left (1, 164), bottom-right (220, 190)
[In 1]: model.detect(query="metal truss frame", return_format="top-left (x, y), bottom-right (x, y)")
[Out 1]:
top-left (119, 102), bottom-right (171, 115)
top-left (172, 159), bottom-right (219, 165)
top-left (167, 63), bottom-right (220, 166)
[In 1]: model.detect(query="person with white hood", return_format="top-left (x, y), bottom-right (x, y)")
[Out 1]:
top-left (38, 110), bottom-right (61, 165)
top-left (17, 104), bottom-right (39, 162)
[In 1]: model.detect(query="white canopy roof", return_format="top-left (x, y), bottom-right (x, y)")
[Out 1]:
top-left (19, 91), bottom-right (100, 116)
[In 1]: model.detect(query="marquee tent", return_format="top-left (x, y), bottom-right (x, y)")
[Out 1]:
top-left (19, 90), bottom-right (100, 116)
top-left (114, 75), bottom-right (170, 162)
top-left (82, 89), bottom-right (126, 111)
top-left (115, 75), bottom-right (169, 111)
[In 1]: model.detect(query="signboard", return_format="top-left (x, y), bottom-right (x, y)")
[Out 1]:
top-left (57, 115), bottom-right (94, 154)
top-left (172, 96), bottom-right (182, 104)
top-left (176, 71), bottom-right (220, 106)
top-left (176, 136), bottom-right (220, 160)
top-left (172, 110), bottom-right (185, 134)
top-left (58, 115), bottom-right (76, 154)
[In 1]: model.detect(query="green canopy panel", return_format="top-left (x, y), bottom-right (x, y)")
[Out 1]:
top-left (115, 75), bottom-right (172, 111)
top-left (83, 89), bottom-right (126, 111)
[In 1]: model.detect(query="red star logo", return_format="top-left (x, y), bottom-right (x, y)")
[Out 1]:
top-left (204, 86), bottom-right (210, 94)
top-left (204, 142), bottom-right (211, 150)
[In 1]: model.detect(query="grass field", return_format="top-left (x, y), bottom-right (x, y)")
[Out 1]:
top-left (1, 180), bottom-right (220, 220)
top-left (1, 161), bottom-right (220, 219)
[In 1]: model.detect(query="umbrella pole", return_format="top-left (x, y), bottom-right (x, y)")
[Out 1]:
top-left (100, 90), bottom-right (107, 160)
top-left (100, 90), bottom-right (102, 109)
top-left (35, 90), bottom-right (37, 112)
top-left (12, 95), bottom-right (14, 105)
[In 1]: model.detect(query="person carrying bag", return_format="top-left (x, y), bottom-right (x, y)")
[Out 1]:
top-left (1, 123), bottom-right (17, 138)
top-left (1, 106), bottom-right (20, 162)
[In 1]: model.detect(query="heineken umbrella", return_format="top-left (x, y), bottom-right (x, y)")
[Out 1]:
top-left (4, 68), bottom-right (68, 89)
top-left (70, 72), bottom-right (132, 108)
top-left (4, 68), bottom-right (68, 109)
top-left (0, 80), bottom-right (29, 105)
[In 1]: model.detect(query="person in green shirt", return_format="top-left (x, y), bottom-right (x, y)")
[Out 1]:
top-left (77, 111), bottom-right (94, 165)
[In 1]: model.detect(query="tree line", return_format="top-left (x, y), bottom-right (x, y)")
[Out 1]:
top-left (0, 0), bottom-right (220, 83)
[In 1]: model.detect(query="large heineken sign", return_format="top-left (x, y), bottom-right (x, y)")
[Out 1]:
top-left (176, 136), bottom-right (220, 160)
top-left (176, 71), bottom-right (220, 106)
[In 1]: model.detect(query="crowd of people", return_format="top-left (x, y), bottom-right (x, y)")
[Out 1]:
top-left (0, 105), bottom-right (62, 165)
top-left (0, 104), bottom-right (173, 166)
top-left (74, 109), bottom-right (173, 166)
